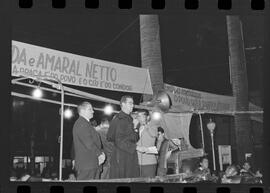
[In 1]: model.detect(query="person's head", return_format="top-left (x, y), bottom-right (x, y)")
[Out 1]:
top-left (91, 120), bottom-right (98, 127)
top-left (256, 167), bottom-right (262, 173)
top-left (157, 127), bottom-right (165, 140)
top-left (65, 160), bottom-right (71, 167)
top-left (199, 157), bottom-right (209, 169)
top-left (68, 173), bottom-right (76, 180)
top-left (120, 95), bottom-right (134, 114)
top-left (225, 165), bottom-right (238, 177)
top-left (242, 162), bottom-right (251, 171)
top-left (44, 172), bottom-right (50, 179)
top-left (100, 118), bottom-right (109, 128)
top-left (182, 165), bottom-right (192, 175)
top-left (77, 102), bottom-right (94, 120)
top-left (51, 171), bottom-right (58, 180)
top-left (136, 109), bottom-right (149, 125)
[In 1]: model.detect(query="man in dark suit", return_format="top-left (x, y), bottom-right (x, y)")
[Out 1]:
top-left (95, 118), bottom-right (114, 179)
top-left (73, 101), bottom-right (105, 180)
top-left (107, 95), bottom-right (146, 179)
top-left (156, 127), bottom-right (170, 176)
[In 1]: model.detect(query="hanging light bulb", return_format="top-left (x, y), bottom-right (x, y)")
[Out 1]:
top-left (152, 111), bottom-right (162, 121)
top-left (104, 104), bottom-right (113, 115)
top-left (32, 88), bottom-right (43, 99)
top-left (207, 118), bottom-right (216, 134)
top-left (64, 108), bottom-right (73, 119)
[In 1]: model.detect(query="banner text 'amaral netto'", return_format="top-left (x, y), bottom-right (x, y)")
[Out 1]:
top-left (11, 41), bottom-right (153, 95)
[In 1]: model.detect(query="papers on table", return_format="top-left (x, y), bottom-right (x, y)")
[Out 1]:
top-left (145, 146), bottom-right (158, 154)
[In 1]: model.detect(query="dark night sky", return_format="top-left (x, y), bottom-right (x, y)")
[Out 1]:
top-left (11, 12), bottom-right (264, 156)
top-left (12, 13), bottom-right (264, 97)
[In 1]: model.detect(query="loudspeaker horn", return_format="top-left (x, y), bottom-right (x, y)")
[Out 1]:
top-left (143, 91), bottom-right (172, 112)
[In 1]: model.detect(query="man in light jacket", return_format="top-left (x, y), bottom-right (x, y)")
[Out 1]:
top-left (136, 109), bottom-right (159, 178)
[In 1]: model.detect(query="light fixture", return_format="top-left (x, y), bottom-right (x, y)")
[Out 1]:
top-left (64, 108), bottom-right (73, 119)
top-left (104, 104), bottom-right (113, 115)
top-left (151, 111), bottom-right (162, 121)
top-left (207, 118), bottom-right (216, 171)
top-left (207, 118), bottom-right (216, 133)
top-left (32, 87), bottom-right (43, 98)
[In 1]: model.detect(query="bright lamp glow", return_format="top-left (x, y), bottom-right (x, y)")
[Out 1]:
top-left (152, 111), bottom-right (162, 120)
top-left (104, 105), bottom-right (113, 115)
top-left (64, 108), bottom-right (73, 119)
top-left (207, 118), bottom-right (216, 133)
top-left (32, 88), bottom-right (43, 98)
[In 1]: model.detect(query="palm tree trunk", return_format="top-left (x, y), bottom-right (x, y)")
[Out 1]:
top-left (226, 15), bottom-right (253, 165)
top-left (139, 15), bottom-right (164, 101)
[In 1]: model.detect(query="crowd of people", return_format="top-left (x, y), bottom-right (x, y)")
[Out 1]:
top-left (71, 95), bottom-right (263, 183)
top-left (10, 95), bottom-right (263, 184)
top-left (10, 162), bottom-right (69, 182)
top-left (179, 157), bottom-right (262, 183)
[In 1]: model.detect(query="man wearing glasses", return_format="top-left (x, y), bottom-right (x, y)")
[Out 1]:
top-left (107, 95), bottom-right (147, 178)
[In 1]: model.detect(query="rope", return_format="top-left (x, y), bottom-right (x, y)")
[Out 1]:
top-left (198, 113), bottom-right (205, 152)
top-left (94, 16), bottom-right (139, 57)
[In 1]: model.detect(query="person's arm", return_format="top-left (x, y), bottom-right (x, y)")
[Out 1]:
top-left (156, 139), bottom-right (163, 152)
top-left (134, 127), bottom-right (140, 142)
top-left (77, 123), bottom-right (102, 157)
top-left (165, 149), bottom-right (172, 160)
top-left (136, 146), bottom-right (148, 153)
top-left (255, 170), bottom-right (263, 178)
top-left (70, 143), bottom-right (75, 160)
top-left (147, 125), bottom-right (158, 138)
top-left (107, 118), bottom-right (117, 142)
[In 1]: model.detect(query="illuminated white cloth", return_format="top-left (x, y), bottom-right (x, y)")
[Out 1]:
top-left (150, 112), bottom-right (204, 160)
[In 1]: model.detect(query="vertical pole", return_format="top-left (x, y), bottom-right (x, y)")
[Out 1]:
top-left (175, 154), bottom-right (179, 174)
top-left (211, 133), bottom-right (216, 171)
top-left (140, 15), bottom-right (164, 101)
top-left (59, 84), bottom-right (64, 181)
top-left (226, 15), bottom-right (253, 165)
top-left (218, 146), bottom-right (223, 171)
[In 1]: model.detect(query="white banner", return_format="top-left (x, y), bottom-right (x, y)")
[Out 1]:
top-left (12, 41), bottom-right (153, 94)
top-left (164, 83), bottom-right (235, 112)
top-left (150, 112), bottom-right (204, 160)
top-left (160, 113), bottom-right (193, 142)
